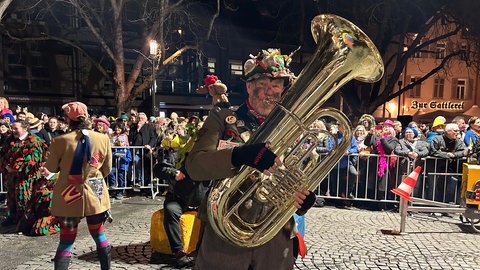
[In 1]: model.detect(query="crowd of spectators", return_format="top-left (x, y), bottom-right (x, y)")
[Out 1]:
top-left (0, 96), bottom-right (207, 234)
top-left (307, 112), bottom-right (474, 208)
top-left (0, 94), bottom-right (478, 212)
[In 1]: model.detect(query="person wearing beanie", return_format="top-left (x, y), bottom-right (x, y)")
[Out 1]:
top-left (185, 49), bottom-right (316, 269)
top-left (43, 101), bottom-right (113, 270)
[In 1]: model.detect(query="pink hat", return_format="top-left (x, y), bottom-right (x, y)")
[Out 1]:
top-left (383, 119), bottom-right (394, 127)
top-left (94, 117), bottom-right (111, 128)
top-left (62, 102), bottom-right (88, 121)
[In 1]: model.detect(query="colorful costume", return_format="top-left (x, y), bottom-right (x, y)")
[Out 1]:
top-left (0, 133), bottom-right (59, 235)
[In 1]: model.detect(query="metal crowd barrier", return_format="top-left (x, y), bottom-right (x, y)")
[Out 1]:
top-left (314, 153), bottom-right (466, 208)
top-left (0, 173), bottom-right (4, 195)
top-left (108, 145), bottom-right (167, 200)
top-left (0, 150), bottom-right (466, 205)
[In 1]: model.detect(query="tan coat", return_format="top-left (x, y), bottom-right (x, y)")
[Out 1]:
top-left (45, 130), bottom-right (112, 217)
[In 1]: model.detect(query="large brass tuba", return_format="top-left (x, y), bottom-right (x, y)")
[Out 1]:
top-left (207, 14), bottom-right (384, 247)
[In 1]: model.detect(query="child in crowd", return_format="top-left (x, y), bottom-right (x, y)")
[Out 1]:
top-left (108, 136), bottom-right (132, 199)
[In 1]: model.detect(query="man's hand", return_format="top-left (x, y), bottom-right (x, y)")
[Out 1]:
top-left (175, 170), bottom-right (186, 181)
top-left (293, 189), bottom-right (316, 210)
top-left (39, 166), bottom-right (51, 178)
top-left (231, 143), bottom-right (282, 174)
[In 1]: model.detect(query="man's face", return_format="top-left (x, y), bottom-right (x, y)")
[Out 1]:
top-left (404, 129), bottom-right (415, 140)
top-left (457, 119), bottom-right (466, 131)
top-left (12, 122), bottom-right (27, 138)
top-left (246, 77), bottom-right (284, 117)
top-left (446, 127), bottom-right (459, 140)
top-left (17, 114), bottom-right (26, 121)
top-left (138, 114), bottom-right (147, 124)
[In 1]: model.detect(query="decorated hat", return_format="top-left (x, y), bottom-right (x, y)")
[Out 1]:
top-left (62, 101), bottom-right (89, 121)
top-left (0, 108), bottom-right (14, 123)
top-left (93, 117), bottom-right (110, 128)
top-left (383, 119), bottom-right (394, 127)
top-left (243, 48), bottom-right (296, 82)
top-left (28, 117), bottom-right (43, 129)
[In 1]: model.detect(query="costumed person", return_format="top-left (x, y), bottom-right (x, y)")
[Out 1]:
top-left (43, 101), bottom-right (113, 270)
top-left (185, 48), bottom-right (316, 270)
top-left (93, 117), bottom-right (111, 135)
top-left (0, 120), bottom-right (60, 235)
top-left (364, 120), bottom-right (400, 205)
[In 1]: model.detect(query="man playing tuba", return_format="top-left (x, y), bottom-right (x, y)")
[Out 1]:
top-left (186, 49), bottom-right (316, 270)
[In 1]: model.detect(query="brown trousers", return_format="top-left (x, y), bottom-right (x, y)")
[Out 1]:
top-left (194, 222), bottom-right (294, 270)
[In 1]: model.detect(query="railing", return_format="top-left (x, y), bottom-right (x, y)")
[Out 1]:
top-left (0, 151), bottom-right (467, 205)
top-left (314, 153), bottom-right (466, 207)
top-left (107, 146), bottom-right (167, 199)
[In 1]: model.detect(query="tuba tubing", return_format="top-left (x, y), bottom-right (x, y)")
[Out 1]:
top-left (207, 14), bottom-right (384, 247)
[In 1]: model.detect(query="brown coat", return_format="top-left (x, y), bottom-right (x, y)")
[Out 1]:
top-left (45, 130), bottom-right (112, 217)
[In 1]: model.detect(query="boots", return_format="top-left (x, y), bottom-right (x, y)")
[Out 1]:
top-left (97, 245), bottom-right (111, 270)
top-left (53, 256), bottom-right (71, 270)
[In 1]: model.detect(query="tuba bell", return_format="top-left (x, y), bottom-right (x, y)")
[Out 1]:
top-left (207, 14), bottom-right (384, 247)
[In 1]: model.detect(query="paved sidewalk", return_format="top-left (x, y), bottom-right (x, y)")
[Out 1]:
top-left (2, 196), bottom-right (480, 269)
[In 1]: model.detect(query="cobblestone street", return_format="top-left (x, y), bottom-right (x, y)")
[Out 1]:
top-left (1, 195), bottom-right (480, 269)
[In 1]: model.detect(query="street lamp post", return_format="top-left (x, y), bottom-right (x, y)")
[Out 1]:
top-left (149, 40), bottom-right (158, 117)
top-left (397, 80), bottom-right (403, 118)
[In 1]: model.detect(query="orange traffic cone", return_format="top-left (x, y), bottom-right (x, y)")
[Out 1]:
top-left (391, 166), bottom-right (422, 201)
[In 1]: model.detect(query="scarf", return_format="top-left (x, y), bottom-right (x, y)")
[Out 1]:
top-left (246, 99), bottom-right (265, 123)
top-left (67, 130), bottom-right (91, 184)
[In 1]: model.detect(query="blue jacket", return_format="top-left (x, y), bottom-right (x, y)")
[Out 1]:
top-left (464, 129), bottom-right (477, 147)
top-left (337, 132), bottom-right (358, 168)
top-left (112, 147), bottom-right (132, 171)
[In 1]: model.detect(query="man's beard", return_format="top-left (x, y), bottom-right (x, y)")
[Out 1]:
top-left (250, 89), bottom-right (280, 117)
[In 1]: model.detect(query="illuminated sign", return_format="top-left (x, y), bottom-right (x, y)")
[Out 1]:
top-left (411, 100), bottom-right (464, 110)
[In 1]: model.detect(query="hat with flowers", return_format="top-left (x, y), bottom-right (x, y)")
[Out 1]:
top-left (243, 48), bottom-right (296, 82)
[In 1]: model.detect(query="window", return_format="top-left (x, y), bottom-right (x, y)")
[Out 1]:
top-left (460, 43), bottom-right (468, 61)
top-left (436, 43), bottom-right (446, 59)
top-left (229, 60), bottom-right (243, 76)
top-left (408, 77), bottom-right (421, 98)
top-left (208, 58), bottom-right (216, 73)
top-left (433, 78), bottom-right (444, 98)
top-left (454, 79), bottom-right (466, 99)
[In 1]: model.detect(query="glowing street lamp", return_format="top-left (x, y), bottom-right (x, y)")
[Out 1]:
top-left (149, 40), bottom-right (159, 116)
